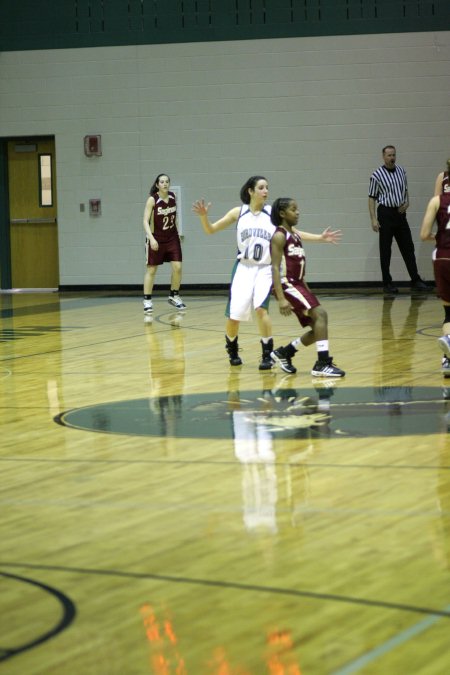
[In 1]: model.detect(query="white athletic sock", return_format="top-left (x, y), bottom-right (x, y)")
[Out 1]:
top-left (316, 339), bottom-right (329, 354)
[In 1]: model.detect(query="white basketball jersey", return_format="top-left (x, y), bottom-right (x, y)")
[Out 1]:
top-left (236, 204), bottom-right (274, 266)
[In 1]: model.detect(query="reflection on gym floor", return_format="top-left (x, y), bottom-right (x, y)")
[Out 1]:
top-left (2, 291), bottom-right (450, 675)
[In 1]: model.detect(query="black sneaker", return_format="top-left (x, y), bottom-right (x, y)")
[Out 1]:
top-left (411, 279), bottom-right (429, 291)
top-left (270, 347), bottom-right (297, 374)
top-left (311, 357), bottom-right (345, 378)
top-left (226, 336), bottom-right (242, 366)
top-left (259, 338), bottom-right (274, 371)
top-left (383, 284), bottom-right (398, 294)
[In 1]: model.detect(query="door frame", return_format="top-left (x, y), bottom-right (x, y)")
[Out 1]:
top-left (0, 140), bottom-right (12, 289)
top-left (0, 135), bottom-right (58, 290)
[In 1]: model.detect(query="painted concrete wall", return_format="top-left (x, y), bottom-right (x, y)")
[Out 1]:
top-left (1, 31), bottom-right (449, 286)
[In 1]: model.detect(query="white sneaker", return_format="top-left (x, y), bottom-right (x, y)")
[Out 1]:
top-left (168, 312), bottom-right (183, 326)
top-left (312, 378), bottom-right (337, 390)
top-left (143, 299), bottom-right (153, 314)
top-left (438, 335), bottom-right (450, 358)
top-left (442, 356), bottom-right (450, 377)
top-left (168, 295), bottom-right (186, 310)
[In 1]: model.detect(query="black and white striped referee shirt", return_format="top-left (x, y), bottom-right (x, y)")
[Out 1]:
top-left (368, 165), bottom-right (408, 207)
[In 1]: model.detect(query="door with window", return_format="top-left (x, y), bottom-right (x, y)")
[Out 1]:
top-left (8, 137), bottom-right (59, 288)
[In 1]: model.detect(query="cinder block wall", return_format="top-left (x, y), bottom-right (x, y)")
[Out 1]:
top-left (1, 31), bottom-right (449, 286)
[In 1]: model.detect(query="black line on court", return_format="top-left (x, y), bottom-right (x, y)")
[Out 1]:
top-left (0, 571), bottom-right (76, 662)
top-left (0, 295), bottom-right (137, 320)
top-left (0, 301), bottom-right (62, 320)
top-left (0, 326), bottom-right (177, 362)
top-left (1, 561), bottom-right (449, 621)
top-left (0, 311), bottom-right (223, 362)
top-left (0, 456), bottom-right (449, 471)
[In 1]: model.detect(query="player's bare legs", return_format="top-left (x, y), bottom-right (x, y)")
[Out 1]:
top-left (144, 265), bottom-right (157, 295)
top-left (255, 307), bottom-right (272, 339)
top-left (271, 304), bottom-right (344, 377)
top-left (169, 260), bottom-right (182, 292)
top-left (167, 261), bottom-right (186, 310)
top-left (226, 318), bottom-right (239, 340)
top-left (143, 265), bottom-right (157, 316)
top-left (438, 300), bottom-right (450, 377)
top-left (301, 306), bottom-right (328, 345)
top-left (442, 301), bottom-right (450, 337)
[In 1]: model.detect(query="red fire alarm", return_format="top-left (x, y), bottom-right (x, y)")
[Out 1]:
top-left (84, 135), bottom-right (102, 157)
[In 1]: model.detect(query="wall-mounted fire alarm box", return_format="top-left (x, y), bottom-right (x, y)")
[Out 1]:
top-left (89, 199), bottom-right (101, 216)
top-left (84, 135), bottom-right (102, 156)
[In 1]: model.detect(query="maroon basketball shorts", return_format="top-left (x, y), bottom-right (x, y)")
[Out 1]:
top-left (146, 236), bottom-right (182, 266)
top-left (433, 256), bottom-right (450, 303)
top-left (282, 278), bottom-right (321, 327)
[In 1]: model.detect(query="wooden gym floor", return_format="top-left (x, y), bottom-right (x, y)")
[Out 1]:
top-left (0, 289), bottom-right (449, 675)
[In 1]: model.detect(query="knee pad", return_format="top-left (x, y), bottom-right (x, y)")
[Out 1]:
top-left (444, 305), bottom-right (450, 324)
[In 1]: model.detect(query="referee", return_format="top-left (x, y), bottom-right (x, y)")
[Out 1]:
top-left (368, 145), bottom-right (428, 294)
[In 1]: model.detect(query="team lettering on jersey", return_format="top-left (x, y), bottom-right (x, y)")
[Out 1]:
top-left (277, 227), bottom-right (306, 282)
top-left (157, 205), bottom-right (177, 217)
top-left (152, 192), bottom-right (178, 240)
top-left (287, 242), bottom-right (305, 258)
top-left (240, 227), bottom-right (273, 243)
top-left (236, 205), bottom-right (274, 265)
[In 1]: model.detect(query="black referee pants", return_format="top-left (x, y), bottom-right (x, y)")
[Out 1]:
top-left (377, 205), bottom-right (420, 285)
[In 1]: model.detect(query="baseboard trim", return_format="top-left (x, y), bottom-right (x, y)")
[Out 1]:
top-left (57, 281), bottom-right (434, 294)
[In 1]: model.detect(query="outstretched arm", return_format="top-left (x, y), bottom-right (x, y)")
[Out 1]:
top-left (192, 199), bottom-right (240, 234)
top-left (298, 227), bottom-right (342, 244)
top-left (420, 195), bottom-right (439, 241)
top-left (271, 231), bottom-right (292, 316)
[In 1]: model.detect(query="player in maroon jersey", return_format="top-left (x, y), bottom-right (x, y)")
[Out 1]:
top-left (433, 158), bottom-right (450, 196)
top-left (143, 173), bottom-right (185, 316)
top-left (269, 197), bottom-right (345, 377)
top-left (420, 192), bottom-right (450, 375)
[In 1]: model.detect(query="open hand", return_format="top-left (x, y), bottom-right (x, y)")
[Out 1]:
top-left (192, 199), bottom-right (211, 216)
top-left (321, 227), bottom-right (342, 244)
top-left (279, 299), bottom-right (293, 316)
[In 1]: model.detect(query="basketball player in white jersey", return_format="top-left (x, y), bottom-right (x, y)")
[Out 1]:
top-left (193, 176), bottom-right (275, 370)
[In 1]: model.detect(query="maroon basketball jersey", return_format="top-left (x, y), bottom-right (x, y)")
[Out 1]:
top-left (442, 171), bottom-right (450, 194)
top-left (152, 191), bottom-right (178, 242)
top-left (435, 193), bottom-right (450, 257)
top-left (276, 227), bottom-right (306, 281)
